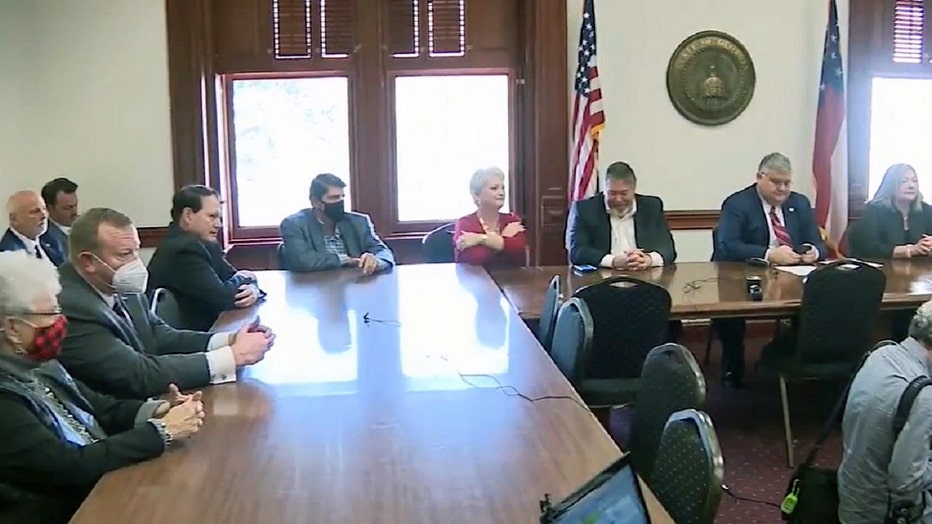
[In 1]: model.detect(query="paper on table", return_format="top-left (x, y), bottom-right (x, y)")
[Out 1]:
top-left (775, 265), bottom-right (817, 277)
top-left (820, 259), bottom-right (883, 268)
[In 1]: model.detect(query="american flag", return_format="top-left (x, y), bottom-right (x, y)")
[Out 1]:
top-left (569, 0), bottom-right (604, 202)
top-left (812, 0), bottom-right (848, 251)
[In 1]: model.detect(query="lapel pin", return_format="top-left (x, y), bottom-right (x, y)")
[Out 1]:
top-left (788, 207), bottom-right (795, 212)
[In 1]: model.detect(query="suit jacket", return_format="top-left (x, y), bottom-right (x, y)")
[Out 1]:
top-left (453, 212), bottom-right (527, 267)
top-left (57, 263), bottom-right (214, 399)
top-left (713, 185), bottom-right (826, 262)
top-left (42, 222), bottom-right (69, 257)
top-left (280, 209), bottom-right (395, 272)
top-left (0, 354), bottom-right (163, 524)
top-left (147, 223), bottom-right (260, 331)
top-left (0, 228), bottom-right (65, 267)
top-left (566, 194), bottom-right (677, 266)
top-left (846, 200), bottom-right (932, 259)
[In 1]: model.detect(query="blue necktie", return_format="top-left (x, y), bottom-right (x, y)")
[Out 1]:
top-left (33, 245), bottom-right (42, 259)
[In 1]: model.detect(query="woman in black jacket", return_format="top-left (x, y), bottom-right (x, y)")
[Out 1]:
top-left (0, 252), bottom-right (206, 523)
top-left (848, 163), bottom-right (932, 259)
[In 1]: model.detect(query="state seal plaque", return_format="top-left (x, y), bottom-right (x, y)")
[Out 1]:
top-left (666, 30), bottom-right (756, 126)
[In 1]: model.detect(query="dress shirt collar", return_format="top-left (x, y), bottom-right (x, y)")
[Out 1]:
top-left (51, 220), bottom-right (71, 235)
top-left (10, 227), bottom-right (41, 251)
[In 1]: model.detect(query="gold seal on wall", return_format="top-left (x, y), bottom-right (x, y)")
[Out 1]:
top-left (666, 30), bottom-right (756, 126)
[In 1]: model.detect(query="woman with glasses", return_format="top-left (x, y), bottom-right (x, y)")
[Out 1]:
top-left (848, 164), bottom-right (932, 260)
top-left (0, 252), bottom-right (206, 523)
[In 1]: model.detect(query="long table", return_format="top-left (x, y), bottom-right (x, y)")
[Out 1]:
top-left (490, 260), bottom-right (932, 320)
top-left (70, 265), bottom-right (671, 523)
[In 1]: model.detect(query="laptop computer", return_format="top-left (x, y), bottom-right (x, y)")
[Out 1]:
top-left (539, 454), bottom-right (651, 524)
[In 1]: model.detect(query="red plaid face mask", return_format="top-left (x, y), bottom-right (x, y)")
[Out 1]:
top-left (17, 315), bottom-right (68, 362)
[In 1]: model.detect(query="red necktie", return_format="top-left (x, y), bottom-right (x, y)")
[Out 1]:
top-left (769, 207), bottom-right (793, 247)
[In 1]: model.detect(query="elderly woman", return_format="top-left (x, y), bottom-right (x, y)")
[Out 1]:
top-left (0, 252), bottom-right (205, 523)
top-left (453, 167), bottom-right (527, 267)
top-left (848, 164), bottom-right (932, 260)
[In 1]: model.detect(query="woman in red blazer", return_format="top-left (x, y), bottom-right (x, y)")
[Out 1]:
top-left (453, 167), bottom-right (527, 267)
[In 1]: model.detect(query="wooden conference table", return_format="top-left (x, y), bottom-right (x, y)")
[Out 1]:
top-left (71, 265), bottom-right (671, 524)
top-left (490, 260), bottom-right (932, 321)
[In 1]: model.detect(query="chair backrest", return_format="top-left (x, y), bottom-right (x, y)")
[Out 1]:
top-left (277, 244), bottom-right (288, 270)
top-left (150, 287), bottom-right (183, 328)
top-left (573, 276), bottom-right (672, 380)
top-left (538, 275), bottom-right (563, 353)
top-left (650, 409), bottom-right (724, 524)
top-left (549, 297), bottom-right (594, 385)
top-left (710, 225), bottom-right (719, 261)
top-left (793, 260), bottom-right (886, 370)
top-left (628, 343), bottom-right (707, 485)
top-left (422, 223), bottom-right (455, 263)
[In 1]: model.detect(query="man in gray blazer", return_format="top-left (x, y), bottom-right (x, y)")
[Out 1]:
top-left (280, 173), bottom-right (395, 274)
top-left (58, 208), bottom-right (274, 399)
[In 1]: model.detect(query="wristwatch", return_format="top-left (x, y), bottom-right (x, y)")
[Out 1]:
top-left (148, 418), bottom-right (174, 447)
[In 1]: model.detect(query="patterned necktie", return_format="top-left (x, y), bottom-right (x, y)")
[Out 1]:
top-left (112, 297), bottom-right (131, 324)
top-left (768, 207), bottom-right (793, 247)
top-left (33, 245), bottom-right (42, 260)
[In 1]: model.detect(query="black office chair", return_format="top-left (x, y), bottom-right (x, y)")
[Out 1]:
top-left (627, 343), bottom-right (706, 485)
top-left (150, 288), bottom-right (182, 329)
top-left (758, 259), bottom-right (886, 467)
top-left (537, 275), bottom-right (563, 353)
top-left (572, 276), bottom-right (672, 406)
top-left (277, 244), bottom-right (287, 270)
top-left (549, 298), bottom-right (594, 386)
top-left (422, 223), bottom-right (455, 263)
top-left (650, 409), bottom-right (725, 524)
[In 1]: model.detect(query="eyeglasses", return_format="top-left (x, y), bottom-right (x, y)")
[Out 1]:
top-left (760, 173), bottom-right (792, 188)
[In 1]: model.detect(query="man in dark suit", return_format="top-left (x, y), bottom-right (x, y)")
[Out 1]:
top-left (0, 190), bottom-right (65, 267)
top-left (40, 177), bottom-right (79, 257)
top-left (713, 152), bottom-right (826, 387)
top-left (567, 161), bottom-right (676, 269)
top-left (148, 185), bottom-right (263, 331)
top-left (57, 207), bottom-right (275, 399)
top-left (280, 173), bottom-right (395, 273)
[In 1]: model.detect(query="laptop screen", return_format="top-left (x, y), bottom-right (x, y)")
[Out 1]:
top-left (551, 460), bottom-right (650, 524)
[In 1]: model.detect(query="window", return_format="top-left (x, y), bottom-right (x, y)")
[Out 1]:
top-left (868, 78), bottom-right (932, 198)
top-left (394, 74), bottom-right (510, 222)
top-left (229, 77), bottom-right (352, 229)
top-left (202, 0), bottom-right (520, 241)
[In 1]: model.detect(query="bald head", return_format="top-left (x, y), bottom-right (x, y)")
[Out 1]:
top-left (7, 191), bottom-right (48, 240)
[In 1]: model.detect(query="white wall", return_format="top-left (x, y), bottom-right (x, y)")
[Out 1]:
top-left (568, 0), bottom-right (848, 261)
top-left (0, 0), bottom-right (174, 229)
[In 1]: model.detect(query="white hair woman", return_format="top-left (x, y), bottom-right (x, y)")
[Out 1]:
top-left (453, 167), bottom-right (527, 267)
top-left (848, 163), bottom-right (932, 260)
top-left (0, 252), bottom-right (205, 523)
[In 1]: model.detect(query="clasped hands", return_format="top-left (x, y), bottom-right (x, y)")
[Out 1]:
top-left (611, 249), bottom-right (652, 271)
top-left (456, 222), bottom-right (526, 251)
top-left (766, 245), bottom-right (818, 266)
top-left (342, 252), bottom-right (381, 275)
top-left (909, 235), bottom-right (932, 257)
top-left (153, 383), bottom-right (206, 441)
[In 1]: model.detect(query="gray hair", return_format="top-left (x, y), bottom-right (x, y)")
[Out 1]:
top-left (909, 300), bottom-right (932, 346)
top-left (869, 163), bottom-right (923, 212)
top-left (758, 152), bottom-right (792, 175)
top-left (605, 161), bottom-right (637, 184)
top-left (0, 251), bottom-right (61, 318)
top-left (469, 167), bottom-right (505, 197)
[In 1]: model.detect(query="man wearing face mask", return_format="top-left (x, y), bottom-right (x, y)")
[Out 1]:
top-left (566, 161), bottom-right (677, 269)
top-left (280, 173), bottom-right (395, 274)
top-left (147, 185), bottom-right (263, 331)
top-left (0, 252), bottom-right (206, 524)
top-left (56, 208), bottom-right (275, 400)
top-left (0, 190), bottom-right (66, 267)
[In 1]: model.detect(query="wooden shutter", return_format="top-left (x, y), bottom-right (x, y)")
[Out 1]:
top-left (893, 0), bottom-right (925, 63)
top-left (387, 0), bottom-right (418, 57)
top-left (428, 0), bottom-right (465, 56)
top-left (274, 0), bottom-right (312, 59)
top-left (321, 0), bottom-right (355, 57)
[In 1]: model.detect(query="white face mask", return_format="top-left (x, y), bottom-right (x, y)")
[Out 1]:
top-left (92, 254), bottom-right (149, 294)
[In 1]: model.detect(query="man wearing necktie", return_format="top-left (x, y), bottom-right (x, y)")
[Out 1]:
top-left (0, 190), bottom-right (65, 267)
top-left (711, 153), bottom-right (827, 387)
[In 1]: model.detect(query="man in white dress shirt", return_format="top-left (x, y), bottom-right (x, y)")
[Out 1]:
top-left (0, 190), bottom-right (65, 267)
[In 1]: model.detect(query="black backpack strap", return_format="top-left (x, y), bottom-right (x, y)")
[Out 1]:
top-left (892, 376), bottom-right (932, 438)
top-left (798, 340), bottom-right (897, 470)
